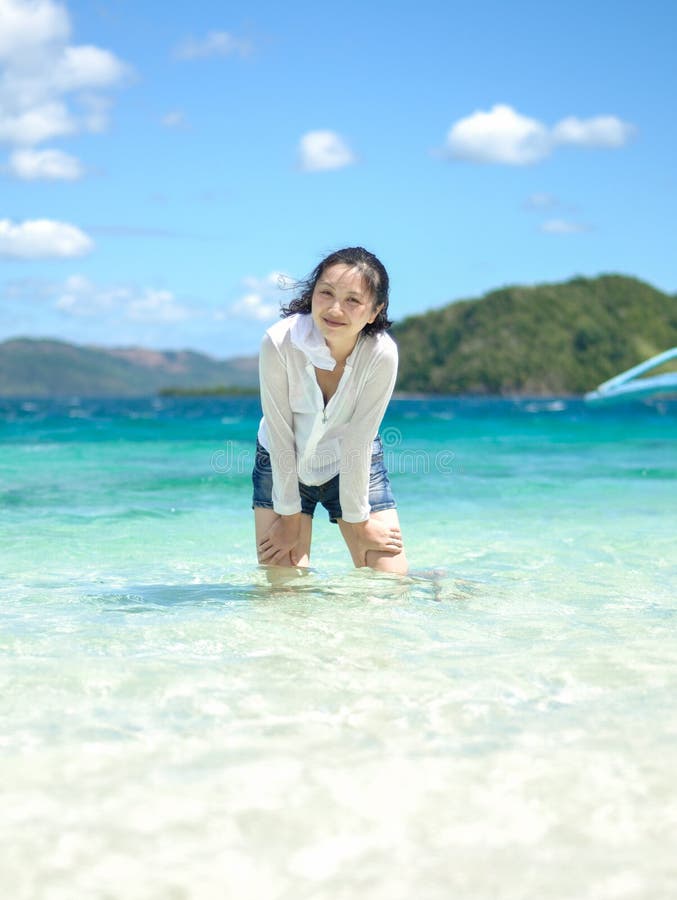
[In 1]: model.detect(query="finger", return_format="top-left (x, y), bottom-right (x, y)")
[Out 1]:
top-left (261, 550), bottom-right (285, 565)
top-left (259, 538), bottom-right (284, 553)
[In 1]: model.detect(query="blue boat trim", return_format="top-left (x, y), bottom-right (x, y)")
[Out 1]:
top-left (584, 347), bottom-right (677, 405)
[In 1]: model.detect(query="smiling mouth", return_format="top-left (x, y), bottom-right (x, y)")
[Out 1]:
top-left (323, 317), bottom-right (345, 327)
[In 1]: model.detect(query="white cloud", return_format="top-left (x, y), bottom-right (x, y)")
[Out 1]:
top-left (0, 0), bottom-right (69, 59)
top-left (298, 130), bottom-right (356, 172)
top-left (161, 109), bottom-right (188, 129)
top-left (0, 103), bottom-right (75, 145)
top-left (8, 147), bottom-right (85, 180)
top-left (540, 219), bottom-right (590, 235)
top-left (78, 94), bottom-right (112, 133)
top-left (2, 275), bottom-right (57, 301)
top-left (55, 275), bottom-right (192, 323)
top-left (0, 218), bottom-right (93, 258)
top-left (126, 289), bottom-right (190, 323)
top-left (446, 104), bottom-right (551, 165)
top-left (525, 192), bottom-right (558, 211)
top-left (231, 293), bottom-right (279, 321)
top-left (445, 104), bottom-right (635, 166)
top-left (551, 115), bottom-right (636, 148)
top-left (229, 272), bottom-right (291, 321)
top-left (174, 31), bottom-right (252, 60)
top-left (52, 44), bottom-right (127, 92)
top-left (0, 0), bottom-right (131, 148)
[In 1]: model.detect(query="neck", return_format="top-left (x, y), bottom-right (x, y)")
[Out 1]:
top-left (324, 333), bottom-right (358, 366)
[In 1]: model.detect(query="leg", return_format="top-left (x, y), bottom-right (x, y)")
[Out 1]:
top-left (254, 508), bottom-right (313, 567)
top-left (338, 508), bottom-right (408, 575)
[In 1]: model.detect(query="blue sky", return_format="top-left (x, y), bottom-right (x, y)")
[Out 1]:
top-left (1, 0), bottom-right (675, 358)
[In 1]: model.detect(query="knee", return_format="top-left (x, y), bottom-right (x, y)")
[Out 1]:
top-left (365, 550), bottom-right (408, 575)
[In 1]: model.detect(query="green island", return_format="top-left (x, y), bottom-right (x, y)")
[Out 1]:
top-left (391, 274), bottom-right (677, 395)
top-left (158, 386), bottom-right (259, 397)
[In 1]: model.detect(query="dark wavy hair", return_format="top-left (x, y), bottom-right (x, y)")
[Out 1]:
top-left (280, 246), bottom-right (392, 335)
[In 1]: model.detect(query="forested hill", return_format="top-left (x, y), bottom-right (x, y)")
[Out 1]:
top-left (391, 274), bottom-right (677, 395)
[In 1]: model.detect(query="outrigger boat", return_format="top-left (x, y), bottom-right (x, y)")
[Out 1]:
top-left (584, 347), bottom-right (677, 406)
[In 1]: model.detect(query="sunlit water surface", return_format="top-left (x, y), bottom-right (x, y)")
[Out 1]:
top-left (1, 396), bottom-right (676, 899)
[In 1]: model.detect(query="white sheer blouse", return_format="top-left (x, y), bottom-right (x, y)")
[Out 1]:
top-left (257, 313), bottom-right (398, 523)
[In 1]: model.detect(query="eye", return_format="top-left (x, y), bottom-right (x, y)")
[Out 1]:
top-left (347, 297), bottom-right (360, 305)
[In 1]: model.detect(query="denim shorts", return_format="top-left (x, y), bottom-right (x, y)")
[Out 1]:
top-left (252, 435), bottom-right (396, 523)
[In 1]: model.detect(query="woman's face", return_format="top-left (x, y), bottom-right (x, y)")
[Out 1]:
top-left (311, 264), bottom-right (382, 345)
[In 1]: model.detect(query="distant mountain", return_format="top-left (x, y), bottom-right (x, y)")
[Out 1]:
top-left (2, 275), bottom-right (675, 397)
top-left (0, 338), bottom-right (259, 397)
top-left (391, 274), bottom-right (677, 395)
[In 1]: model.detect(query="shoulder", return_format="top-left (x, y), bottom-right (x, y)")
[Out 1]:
top-left (261, 314), bottom-right (298, 350)
top-left (374, 329), bottom-right (398, 358)
top-left (360, 329), bottom-right (398, 368)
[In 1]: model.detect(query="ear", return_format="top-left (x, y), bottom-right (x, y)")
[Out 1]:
top-left (367, 303), bottom-right (384, 325)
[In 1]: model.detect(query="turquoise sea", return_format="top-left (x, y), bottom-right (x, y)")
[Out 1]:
top-left (2, 395), bottom-right (676, 900)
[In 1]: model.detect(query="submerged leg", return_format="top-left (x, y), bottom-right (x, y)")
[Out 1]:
top-left (254, 508), bottom-right (313, 568)
top-left (338, 508), bottom-right (408, 575)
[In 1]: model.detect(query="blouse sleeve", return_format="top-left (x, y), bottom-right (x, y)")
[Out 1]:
top-left (258, 333), bottom-right (302, 516)
top-left (338, 338), bottom-right (398, 523)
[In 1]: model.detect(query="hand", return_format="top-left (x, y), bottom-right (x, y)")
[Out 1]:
top-left (258, 514), bottom-right (302, 566)
top-left (351, 518), bottom-right (403, 565)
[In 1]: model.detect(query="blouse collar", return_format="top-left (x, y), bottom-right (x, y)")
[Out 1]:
top-left (289, 313), bottom-right (337, 371)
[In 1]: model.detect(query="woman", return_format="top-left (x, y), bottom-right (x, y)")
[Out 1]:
top-left (252, 247), bottom-right (407, 574)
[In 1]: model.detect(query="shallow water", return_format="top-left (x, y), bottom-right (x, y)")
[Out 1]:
top-left (1, 396), bottom-right (676, 899)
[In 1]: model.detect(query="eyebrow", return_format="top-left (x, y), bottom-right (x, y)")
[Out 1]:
top-left (317, 279), bottom-right (365, 297)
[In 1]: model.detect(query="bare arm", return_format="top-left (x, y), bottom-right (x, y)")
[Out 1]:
top-left (339, 339), bottom-right (398, 523)
top-left (259, 334), bottom-right (302, 516)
